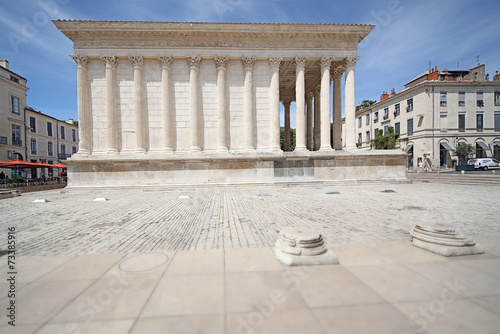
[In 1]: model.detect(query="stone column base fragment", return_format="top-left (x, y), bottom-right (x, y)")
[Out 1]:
top-left (274, 228), bottom-right (339, 266)
top-left (410, 225), bottom-right (484, 257)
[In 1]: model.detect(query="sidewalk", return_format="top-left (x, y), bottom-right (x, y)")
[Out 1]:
top-left (0, 183), bottom-right (499, 333)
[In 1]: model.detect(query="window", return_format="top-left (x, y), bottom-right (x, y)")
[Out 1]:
top-left (477, 113), bottom-right (484, 132)
top-left (358, 117), bottom-right (362, 128)
top-left (459, 91), bottom-right (465, 107)
top-left (459, 113), bottom-right (466, 132)
top-left (10, 76), bottom-right (19, 83)
top-left (407, 118), bottom-right (414, 135)
top-left (407, 98), bottom-right (413, 112)
top-left (374, 128), bottom-right (379, 138)
top-left (0, 136), bottom-right (6, 145)
top-left (358, 133), bottom-right (362, 143)
top-left (61, 144), bottom-right (66, 155)
top-left (395, 122), bottom-right (400, 135)
top-left (477, 91), bottom-right (484, 107)
top-left (72, 146), bottom-right (77, 154)
top-left (496, 112), bottom-right (500, 131)
top-left (47, 122), bottom-right (52, 137)
top-left (495, 91), bottom-right (500, 106)
top-left (440, 91), bottom-right (447, 107)
top-left (11, 124), bottom-right (22, 146)
top-left (440, 112), bottom-right (447, 132)
top-left (72, 129), bottom-right (76, 142)
top-left (384, 125), bottom-right (389, 135)
top-left (30, 138), bottom-right (37, 155)
top-left (383, 108), bottom-right (389, 119)
top-left (11, 96), bottom-right (19, 114)
top-left (60, 126), bottom-right (65, 139)
top-left (374, 111), bottom-right (379, 123)
top-left (48, 142), bottom-right (53, 156)
top-left (30, 117), bottom-right (36, 133)
top-left (394, 103), bottom-right (400, 116)
top-left (366, 114), bottom-right (370, 125)
top-left (366, 131), bottom-right (370, 143)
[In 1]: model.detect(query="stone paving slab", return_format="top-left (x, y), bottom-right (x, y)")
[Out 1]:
top-left (0, 182), bottom-right (499, 333)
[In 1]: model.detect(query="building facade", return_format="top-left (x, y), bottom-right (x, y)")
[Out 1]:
top-left (54, 20), bottom-right (408, 187)
top-left (25, 107), bottom-right (79, 177)
top-left (0, 59), bottom-right (29, 162)
top-left (350, 65), bottom-right (500, 170)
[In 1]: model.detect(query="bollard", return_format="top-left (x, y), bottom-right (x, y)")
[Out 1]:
top-left (461, 170), bottom-right (465, 175)
top-left (493, 170), bottom-right (496, 175)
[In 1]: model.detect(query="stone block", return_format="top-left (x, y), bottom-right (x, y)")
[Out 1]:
top-left (410, 225), bottom-right (485, 256)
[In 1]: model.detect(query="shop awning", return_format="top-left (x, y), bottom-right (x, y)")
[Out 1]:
top-left (404, 144), bottom-right (413, 153)
top-left (477, 142), bottom-right (490, 150)
top-left (440, 142), bottom-right (454, 151)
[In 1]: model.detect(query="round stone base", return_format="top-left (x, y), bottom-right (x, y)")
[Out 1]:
top-left (274, 247), bottom-right (339, 266)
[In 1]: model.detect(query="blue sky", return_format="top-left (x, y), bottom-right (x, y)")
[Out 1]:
top-left (1, 0), bottom-right (499, 127)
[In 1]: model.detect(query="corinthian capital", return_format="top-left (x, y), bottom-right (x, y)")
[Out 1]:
top-left (70, 55), bottom-right (89, 69)
top-left (307, 92), bottom-right (315, 101)
top-left (294, 56), bottom-right (309, 69)
top-left (345, 56), bottom-right (360, 69)
top-left (158, 56), bottom-right (173, 68)
top-left (332, 65), bottom-right (345, 80)
top-left (320, 56), bottom-right (335, 69)
top-left (268, 57), bottom-right (282, 69)
top-left (242, 56), bottom-right (256, 70)
top-left (186, 56), bottom-right (201, 69)
top-left (129, 55), bottom-right (143, 69)
top-left (214, 56), bottom-right (229, 69)
top-left (100, 56), bottom-right (118, 68)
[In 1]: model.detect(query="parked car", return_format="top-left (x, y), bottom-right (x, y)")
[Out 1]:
top-left (467, 158), bottom-right (500, 170)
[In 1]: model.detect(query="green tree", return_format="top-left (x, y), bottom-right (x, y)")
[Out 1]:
top-left (372, 127), bottom-right (399, 150)
top-left (454, 143), bottom-right (474, 164)
top-left (356, 99), bottom-right (377, 112)
top-left (280, 127), bottom-right (296, 151)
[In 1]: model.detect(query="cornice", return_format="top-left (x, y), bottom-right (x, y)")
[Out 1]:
top-left (53, 20), bottom-right (374, 51)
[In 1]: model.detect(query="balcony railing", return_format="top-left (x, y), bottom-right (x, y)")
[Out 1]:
top-left (458, 101), bottom-right (465, 107)
top-left (12, 139), bottom-right (22, 147)
top-left (440, 101), bottom-right (447, 107)
top-left (477, 100), bottom-right (484, 107)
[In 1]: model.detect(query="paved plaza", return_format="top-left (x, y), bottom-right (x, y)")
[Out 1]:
top-left (0, 181), bottom-right (500, 333)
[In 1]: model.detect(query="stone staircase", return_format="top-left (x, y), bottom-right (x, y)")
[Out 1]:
top-left (407, 171), bottom-right (500, 185)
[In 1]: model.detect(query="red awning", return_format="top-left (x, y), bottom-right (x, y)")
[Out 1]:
top-left (52, 163), bottom-right (67, 168)
top-left (33, 162), bottom-right (56, 168)
top-left (2, 160), bottom-right (39, 168)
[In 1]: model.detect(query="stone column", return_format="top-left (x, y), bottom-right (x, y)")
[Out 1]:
top-left (269, 57), bottom-right (282, 152)
top-left (242, 57), bottom-right (256, 150)
top-left (319, 57), bottom-right (334, 151)
top-left (101, 56), bottom-right (119, 154)
top-left (332, 65), bottom-right (344, 150)
top-left (70, 55), bottom-right (90, 155)
top-left (158, 56), bottom-right (174, 154)
top-left (306, 92), bottom-right (314, 151)
top-left (344, 57), bottom-right (359, 150)
top-left (313, 86), bottom-right (321, 151)
top-left (283, 101), bottom-right (291, 151)
top-left (187, 56), bottom-right (202, 152)
top-left (214, 56), bottom-right (229, 152)
top-left (129, 56), bottom-right (146, 153)
top-left (295, 57), bottom-right (308, 152)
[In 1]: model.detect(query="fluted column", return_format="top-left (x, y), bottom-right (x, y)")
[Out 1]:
top-left (242, 57), bottom-right (256, 150)
top-left (159, 56), bottom-right (173, 153)
top-left (70, 55), bottom-right (90, 155)
top-left (101, 56), bottom-right (119, 154)
top-left (332, 65), bottom-right (344, 150)
top-left (313, 86), bottom-right (321, 151)
top-left (284, 101), bottom-right (291, 151)
top-left (187, 56), bottom-right (201, 152)
top-left (269, 57), bottom-right (282, 152)
top-left (295, 56), bottom-right (308, 152)
top-left (319, 57), bottom-right (334, 151)
top-left (345, 57), bottom-right (359, 150)
top-left (306, 92), bottom-right (314, 151)
top-left (214, 56), bottom-right (229, 152)
top-left (129, 56), bottom-right (146, 153)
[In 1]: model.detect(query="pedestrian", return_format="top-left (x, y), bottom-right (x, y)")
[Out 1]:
top-left (0, 171), bottom-right (5, 180)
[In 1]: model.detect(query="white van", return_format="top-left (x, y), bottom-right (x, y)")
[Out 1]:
top-left (467, 158), bottom-right (500, 170)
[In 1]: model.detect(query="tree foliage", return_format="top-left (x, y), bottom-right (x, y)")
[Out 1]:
top-left (280, 126), bottom-right (296, 151)
top-left (453, 143), bottom-right (474, 161)
top-left (356, 99), bottom-right (377, 112)
top-left (372, 127), bottom-right (399, 149)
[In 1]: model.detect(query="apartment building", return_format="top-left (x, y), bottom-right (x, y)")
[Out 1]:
top-left (349, 64), bottom-right (500, 170)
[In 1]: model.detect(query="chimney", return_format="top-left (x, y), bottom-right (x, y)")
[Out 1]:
top-left (494, 71), bottom-right (500, 82)
top-left (428, 66), bottom-right (439, 81)
top-left (390, 88), bottom-right (396, 96)
top-left (380, 91), bottom-right (389, 101)
top-left (0, 59), bottom-right (9, 70)
top-left (66, 119), bottom-right (74, 125)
